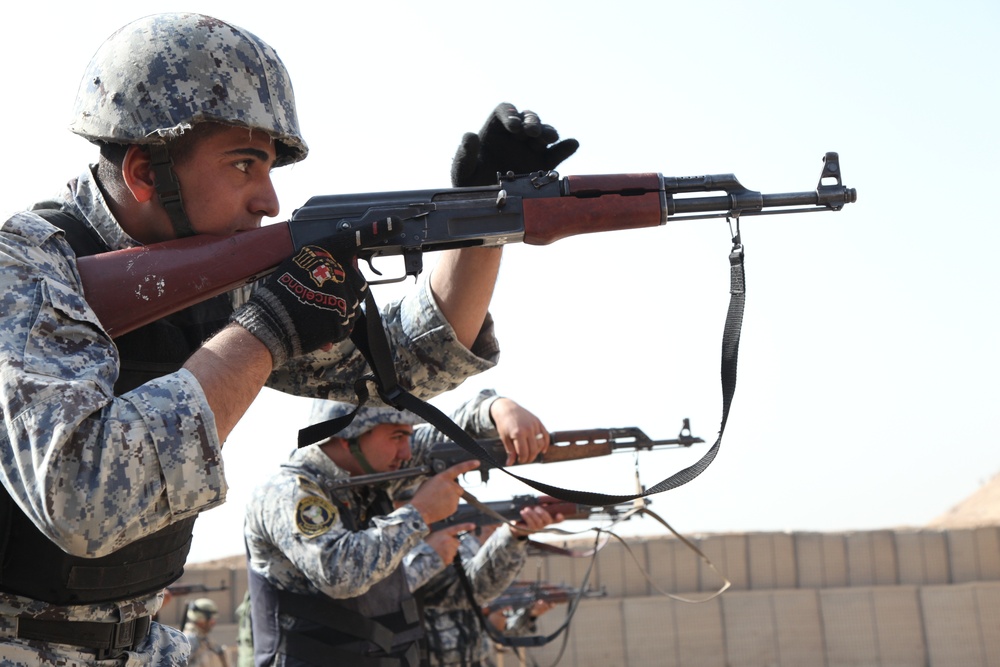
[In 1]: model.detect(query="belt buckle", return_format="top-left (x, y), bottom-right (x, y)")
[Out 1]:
top-left (113, 618), bottom-right (137, 648)
top-left (94, 616), bottom-right (149, 660)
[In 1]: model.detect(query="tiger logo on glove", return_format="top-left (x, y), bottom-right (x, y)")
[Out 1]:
top-left (293, 246), bottom-right (347, 287)
top-left (276, 245), bottom-right (350, 315)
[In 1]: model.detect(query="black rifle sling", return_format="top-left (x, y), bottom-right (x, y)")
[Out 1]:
top-left (303, 231), bottom-right (745, 506)
top-left (448, 550), bottom-right (593, 651)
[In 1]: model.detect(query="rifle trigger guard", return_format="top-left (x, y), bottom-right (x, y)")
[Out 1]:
top-left (362, 256), bottom-right (383, 277)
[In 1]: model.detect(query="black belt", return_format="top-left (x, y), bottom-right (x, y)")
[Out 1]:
top-left (16, 615), bottom-right (151, 659)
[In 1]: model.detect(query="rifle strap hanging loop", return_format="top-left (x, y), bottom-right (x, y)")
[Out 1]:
top-left (298, 230), bottom-right (746, 505)
top-left (727, 213), bottom-right (741, 247)
top-left (451, 542), bottom-right (597, 651)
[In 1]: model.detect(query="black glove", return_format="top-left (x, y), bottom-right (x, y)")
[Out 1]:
top-left (450, 102), bottom-right (580, 187)
top-left (232, 241), bottom-right (366, 367)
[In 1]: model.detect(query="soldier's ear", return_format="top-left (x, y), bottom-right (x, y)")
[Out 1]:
top-left (318, 436), bottom-right (351, 460)
top-left (121, 146), bottom-right (157, 204)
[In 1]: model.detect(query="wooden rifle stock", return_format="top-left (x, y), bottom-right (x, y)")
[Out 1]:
top-left (78, 222), bottom-right (293, 336)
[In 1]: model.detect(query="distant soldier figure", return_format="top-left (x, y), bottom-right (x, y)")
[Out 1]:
top-left (183, 599), bottom-right (229, 667)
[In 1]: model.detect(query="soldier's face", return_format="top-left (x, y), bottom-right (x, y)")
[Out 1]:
top-left (358, 424), bottom-right (415, 473)
top-left (170, 125), bottom-right (280, 237)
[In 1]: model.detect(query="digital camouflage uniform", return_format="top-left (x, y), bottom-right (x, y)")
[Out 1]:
top-left (243, 390), bottom-right (529, 666)
top-left (181, 600), bottom-right (227, 667)
top-left (414, 528), bottom-right (529, 667)
top-left (235, 591), bottom-right (254, 667)
top-left (0, 172), bottom-right (497, 666)
top-left (183, 628), bottom-right (228, 667)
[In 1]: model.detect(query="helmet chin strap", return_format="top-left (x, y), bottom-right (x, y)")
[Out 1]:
top-left (348, 438), bottom-right (378, 475)
top-left (148, 144), bottom-right (196, 238)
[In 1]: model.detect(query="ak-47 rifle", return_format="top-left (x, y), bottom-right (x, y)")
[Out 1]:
top-left (76, 154), bottom-right (856, 337)
top-left (429, 422), bottom-right (703, 484)
top-left (165, 581), bottom-right (228, 597)
top-left (428, 493), bottom-right (638, 532)
top-left (331, 420), bottom-right (704, 490)
top-left (485, 582), bottom-right (607, 614)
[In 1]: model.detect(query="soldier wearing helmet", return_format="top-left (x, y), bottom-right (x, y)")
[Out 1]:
top-left (244, 390), bottom-right (560, 667)
top-left (0, 10), bottom-right (578, 666)
top-left (183, 599), bottom-right (228, 667)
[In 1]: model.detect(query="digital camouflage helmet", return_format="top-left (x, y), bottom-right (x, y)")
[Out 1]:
top-left (308, 399), bottom-right (425, 441)
top-left (70, 12), bottom-right (307, 164)
top-left (186, 597), bottom-right (219, 622)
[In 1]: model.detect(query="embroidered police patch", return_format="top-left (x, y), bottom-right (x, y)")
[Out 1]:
top-left (295, 496), bottom-right (338, 537)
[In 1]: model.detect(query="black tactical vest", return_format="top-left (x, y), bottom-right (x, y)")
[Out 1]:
top-left (0, 210), bottom-right (232, 604)
top-left (248, 486), bottom-right (426, 667)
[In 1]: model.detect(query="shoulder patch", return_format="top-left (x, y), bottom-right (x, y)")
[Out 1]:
top-left (295, 496), bottom-right (338, 538)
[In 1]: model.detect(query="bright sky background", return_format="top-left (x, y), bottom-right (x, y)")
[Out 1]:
top-left (2, 1), bottom-right (997, 564)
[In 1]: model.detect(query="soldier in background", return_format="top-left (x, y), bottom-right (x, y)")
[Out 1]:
top-left (183, 599), bottom-right (229, 667)
top-left (244, 390), bottom-right (558, 666)
top-left (418, 520), bottom-right (566, 667)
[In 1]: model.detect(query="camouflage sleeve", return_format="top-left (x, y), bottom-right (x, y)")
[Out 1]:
top-left (264, 272), bottom-right (500, 400)
top-left (417, 528), bottom-right (527, 612)
top-left (0, 213), bottom-right (225, 558)
top-left (455, 526), bottom-right (528, 608)
top-left (401, 539), bottom-right (447, 593)
top-left (447, 388), bottom-right (502, 440)
top-left (244, 471), bottom-right (430, 598)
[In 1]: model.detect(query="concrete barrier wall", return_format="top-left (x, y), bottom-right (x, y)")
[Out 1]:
top-left (524, 527), bottom-right (1000, 595)
top-left (170, 527), bottom-right (1000, 666)
top-left (524, 583), bottom-right (1000, 667)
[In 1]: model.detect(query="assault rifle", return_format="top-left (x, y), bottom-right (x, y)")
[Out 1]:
top-left (165, 582), bottom-right (228, 597)
top-left (485, 582), bottom-right (607, 614)
top-left (428, 493), bottom-right (638, 532)
top-left (332, 420), bottom-right (704, 490)
top-left (429, 423), bottom-right (702, 484)
top-left (76, 154), bottom-right (856, 336)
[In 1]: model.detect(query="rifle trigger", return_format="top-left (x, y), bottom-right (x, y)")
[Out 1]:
top-left (362, 256), bottom-right (383, 277)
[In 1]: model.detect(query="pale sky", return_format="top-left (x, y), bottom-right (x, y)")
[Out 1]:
top-left (2, 1), bottom-right (997, 564)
